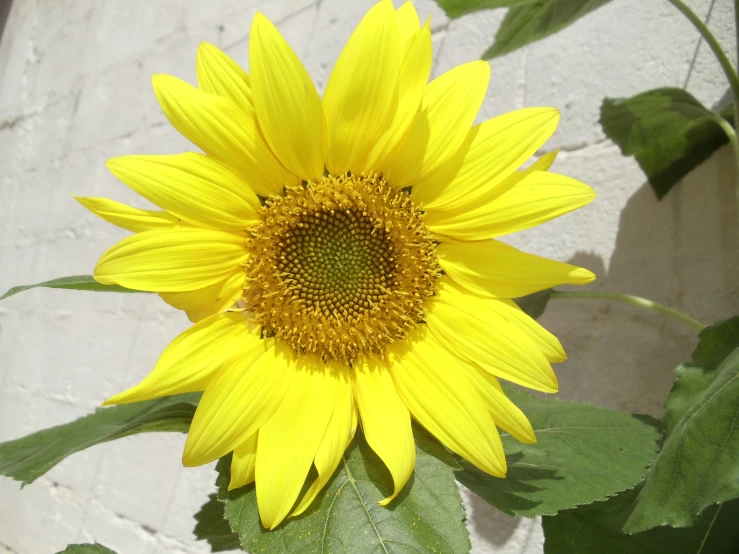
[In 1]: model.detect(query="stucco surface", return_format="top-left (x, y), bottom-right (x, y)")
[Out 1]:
top-left (0, 0), bottom-right (737, 553)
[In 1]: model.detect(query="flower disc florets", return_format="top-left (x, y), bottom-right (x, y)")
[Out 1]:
top-left (243, 173), bottom-right (440, 364)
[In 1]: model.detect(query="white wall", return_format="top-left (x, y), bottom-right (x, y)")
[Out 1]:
top-left (0, 1), bottom-right (737, 553)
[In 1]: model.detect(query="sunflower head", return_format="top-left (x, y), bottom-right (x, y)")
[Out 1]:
top-left (82, 0), bottom-right (596, 531)
top-left (245, 173), bottom-right (440, 364)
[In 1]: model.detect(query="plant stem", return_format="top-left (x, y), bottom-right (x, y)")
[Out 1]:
top-left (736, 0), bottom-right (739, 92)
top-left (713, 113), bottom-right (739, 149)
top-left (669, 0), bottom-right (739, 246)
top-left (735, 0), bottom-right (739, 183)
top-left (549, 290), bottom-right (707, 331)
top-left (666, 0), bottom-right (739, 100)
top-left (697, 503), bottom-right (723, 554)
top-left (710, 113), bottom-right (739, 224)
top-left (736, 0), bottom-right (739, 125)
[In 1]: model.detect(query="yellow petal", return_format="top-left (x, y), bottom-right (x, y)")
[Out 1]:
top-left (387, 328), bottom-right (506, 477)
top-left (363, 22), bottom-right (432, 173)
top-left (396, 1), bottom-right (421, 55)
top-left (384, 60), bottom-right (490, 188)
top-left (107, 153), bottom-right (261, 232)
top-left (291, 367), bottom-right (353, 517)
top-left (153, 74), bottom-right (298, 197)
top-left (413, 108), bottom-right (560, 210)
top-left (421, 148), bottom-right (558, 232)
top-left (74, 196), bottom-right (178, 233)
top-left (428, 170), bottom-right (596, 241)
top-left (250, 13), bottom-right (327, 182)
top-left (403, 127), bottom-right (477, 201)
top-left (350, 398), bottom-right (359, 441)
top-left (354, 354), bottom-right (415, 506)
top-left (438, 239), bottom-right (595, 298)
top-left (229, 432), bottom-right (258, 490)
top-left (426, 278), bottom-right (558, 393)
top-left (94, 228), bottom-right (247, 292)
top-left (104, 313), bottom-right (256, 405)
top-left (532, 149), bottom-right (559, 171)
top-left (184, 341), bottom-right (293, 467)
top-left (459, 365), bottom-right (536, 444)
top-left (432, 277), bottom-right (565, 364)
top-left (493, 298), bottom-right (566, 363)
top-left (196, 42), bottom-right (252, 109)
top-left (323, 0), bottom-right (400, 175)
top-left (256, 356), bottom-right (336, 529)
top-left (159, 269), bottom-right (246, 322)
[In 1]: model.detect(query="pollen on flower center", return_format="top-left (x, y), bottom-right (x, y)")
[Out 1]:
top-left (281, 209), bottom-right (394, 315)
top-left (243, 173), bottom-right (440, 363)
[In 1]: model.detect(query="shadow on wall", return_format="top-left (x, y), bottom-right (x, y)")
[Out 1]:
top-left (553, 146), bottom-right (739, 417)
top-left (467, 146), bottom-right (739, 546)
top-left (0, 0), bottom-right (11, 46)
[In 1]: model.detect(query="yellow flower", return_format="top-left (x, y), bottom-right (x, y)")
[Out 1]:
top-left (79, 0), bottom-right (595, 529)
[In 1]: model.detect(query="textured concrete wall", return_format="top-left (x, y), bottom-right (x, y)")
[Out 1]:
top-left (0, 0), bottom-right (737, 553)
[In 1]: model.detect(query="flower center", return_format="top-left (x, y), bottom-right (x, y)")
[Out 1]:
top-left (281, 209), bottom-right (394, 316)
top-left (243, 173), bottom-right (440, 364)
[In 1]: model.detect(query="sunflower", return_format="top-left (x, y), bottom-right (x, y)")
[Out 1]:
top-left (78, 0), bottom-right (595, 529)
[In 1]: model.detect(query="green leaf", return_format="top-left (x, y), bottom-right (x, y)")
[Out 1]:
top-left (216, 427), bottom-right (470, 554)
top-left (624, 317), bottom-right (739, 533)
top-left (600, 88), bottom-right (733, 199)
top-left (456, 386), bottom-right (661, 517)
top-left (543, 489), bottom-right (739, 553)
top-left (0, 275), bottom-right (145, 301)
top-left (514, 289), bottom-right (552, 320)
top-left (56, 544), bottom-right (118, 554)
top-left (483, 0), bottom-right (613, 59)
top-left (436, 0), bottom-right (543, 19)
top-left (193, 494), bottom-right (241, 552)
top-left (0, 394), bottom-right (199, 485)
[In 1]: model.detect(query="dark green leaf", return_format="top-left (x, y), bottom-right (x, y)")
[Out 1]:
top-left (624, 317), bottom-right (739, 533)
top-left (456, 386), bottom-right (661, 517)
top-left (543, 489), bottom-right (739, 553)
top-left (436, 0), bottom-right (543, 19)
top-left (193, 493), bottom-right (241, 552)
top-left (483, 0), bottom-right (613, 59)
top-left (56, 544), bottom-right (117, 554)
top-left (0, 394), bottom-right (199, 485)
top-left (0, 275), bottom-right (145, 301)
top-left (514, 289), bottom-right (552, 320)
top-left (600, 88), bottom-right (733, 199)
top-left (216, 427), bottom-right (470, 554)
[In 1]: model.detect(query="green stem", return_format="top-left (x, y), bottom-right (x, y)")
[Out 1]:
top-left (736, 0), bottom-right (739, 91)
top-left (697, 503), bottom-right (723, 554)
top-left (711, 113), bottom-right (739, 155)
top-left (549, 290), bottom-right (707, 331)
top-left (735, 0), bottom-right (739, 173)
top-left (710, 113), bottom-right (739, 222)
top-left (666, 0), bottom-right (739, 100)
